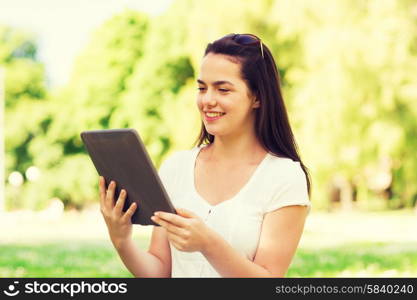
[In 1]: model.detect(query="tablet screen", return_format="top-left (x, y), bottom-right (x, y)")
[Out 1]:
top-left (81, 129), bottom-right (176, 225)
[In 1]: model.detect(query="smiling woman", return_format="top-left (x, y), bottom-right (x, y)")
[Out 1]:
top-left (99, 33), bottom-right (312, 278)
top-left (195, 54), bottom-right (260, 139)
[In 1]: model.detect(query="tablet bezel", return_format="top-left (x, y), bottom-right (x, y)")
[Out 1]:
top-left (80, 128), bottom-right (176, 225)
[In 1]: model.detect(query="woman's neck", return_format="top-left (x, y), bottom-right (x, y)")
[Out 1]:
top-left (205, 131), bottom-right (266, 165)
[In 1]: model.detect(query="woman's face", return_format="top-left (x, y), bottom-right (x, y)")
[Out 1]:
top-left (196, 53), bottom-right (259, 138)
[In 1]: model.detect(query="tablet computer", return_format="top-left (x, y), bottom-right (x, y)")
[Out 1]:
top-left (80, 128), bottom-right (176, 226)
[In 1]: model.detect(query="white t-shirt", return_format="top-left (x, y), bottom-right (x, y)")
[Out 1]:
top-left (158, 146), bottom-right (311, 277)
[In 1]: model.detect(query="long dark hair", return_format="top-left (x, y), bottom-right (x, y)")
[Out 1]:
top-left (194, 33), bottom-right (311, 196)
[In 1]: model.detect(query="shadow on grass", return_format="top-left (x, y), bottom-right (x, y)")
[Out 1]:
top-left (1, 240), bottom-right (416, 277)
top-left (288, 242), bottom-right (417, 277)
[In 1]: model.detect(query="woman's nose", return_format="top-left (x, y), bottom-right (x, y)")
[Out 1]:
top-left (202, 90), bottom-right (216, 106)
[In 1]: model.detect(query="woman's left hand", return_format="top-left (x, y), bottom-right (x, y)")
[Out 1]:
top-left (151, 208), bottom-right (214, 253)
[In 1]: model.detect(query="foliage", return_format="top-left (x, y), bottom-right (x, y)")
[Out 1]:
top-left (265, 0), bottom-right (417, 208)
top-left (0, 25), bottom-right (48, 209)
top-left (3, 0), bottom-right (417, 210)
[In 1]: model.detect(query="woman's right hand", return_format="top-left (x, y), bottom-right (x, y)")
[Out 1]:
top-left (99, 176), bottom-right (137, 249)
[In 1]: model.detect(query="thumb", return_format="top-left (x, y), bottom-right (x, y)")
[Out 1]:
top-left (176, 207), bottom-right (196, 218)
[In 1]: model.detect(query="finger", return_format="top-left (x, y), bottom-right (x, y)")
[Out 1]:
top-left (176, 207), bottom-right (197, 219)
top-left (114, 189), bottom-right (127, 216)
top-left (98, 176), bottom-right (106, 206)
top-left (169, 240), bottom-right (184, 252)
top-left (98, 176), bottom-right (106, 198)
top-left (166, 231), bottom-right (185, 248)
top-left (154, 212), bottom-right (188, 228)
top-left (151, 216), bottom-right (171, 229)
top-left (151, 216), bottom-right (185, 235)
top-left (122, 202), bottom-right (137, 223)
top-left (105, 180), bottom-right (116, 208)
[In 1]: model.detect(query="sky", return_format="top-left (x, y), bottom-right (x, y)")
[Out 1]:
top-left (0, 0), bottom-right (173, 88)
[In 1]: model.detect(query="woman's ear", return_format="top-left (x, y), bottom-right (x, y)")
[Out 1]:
top-left (252, 98), bottom-right (260, 108)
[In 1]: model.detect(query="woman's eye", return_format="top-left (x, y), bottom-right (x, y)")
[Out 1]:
top-left (219, 89), bottom-right (229, 92)
top-left (198, 87), bottom-right (206, 91)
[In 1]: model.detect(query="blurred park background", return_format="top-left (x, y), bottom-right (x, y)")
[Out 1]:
top-left (1, 0), bottom-right (417, 277)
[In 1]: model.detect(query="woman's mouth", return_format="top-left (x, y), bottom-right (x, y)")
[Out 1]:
top-left (204, 111), bottom-right (226, 122)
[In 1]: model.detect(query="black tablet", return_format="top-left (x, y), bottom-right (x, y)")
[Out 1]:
top-left (80, 128), bottom-right (176, 226)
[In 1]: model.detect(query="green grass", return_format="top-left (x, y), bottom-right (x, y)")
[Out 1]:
top-left (1, 209), bottom-right (416, 277)
top-left (288, 242), bottom-right (417, 277)
top-left (1, 241), bottom-right (416, 277)
top-left (0, 241), bottom-right (133, 277)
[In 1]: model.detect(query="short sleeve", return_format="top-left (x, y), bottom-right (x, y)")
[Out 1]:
top-left (264, 162), bottom-right (311, 214)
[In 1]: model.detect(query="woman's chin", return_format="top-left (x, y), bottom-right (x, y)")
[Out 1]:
top-left (206, 130), bottom-right (218, 137)
top-left (204, 123), bottom-right (231, 137)
top-left (205, 127), bottom-right (221, 136)
top-left (206, 130), bottom-right (228, 138)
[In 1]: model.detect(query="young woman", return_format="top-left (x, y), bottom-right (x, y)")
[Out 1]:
top-left (99, 33), bottom-right (312, 277)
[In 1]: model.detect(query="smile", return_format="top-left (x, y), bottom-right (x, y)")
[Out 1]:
top-left (204, 112), bottom-right (226, 121)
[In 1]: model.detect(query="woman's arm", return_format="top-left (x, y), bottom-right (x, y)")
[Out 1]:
top-left (115, 227), bottom-right (171, 278)
top-left (204, 205), bottom-right (308, 277)
top-left (153, 205), bottom-right (308, 277)
top-left (99, 177), bottom-right (171, 277)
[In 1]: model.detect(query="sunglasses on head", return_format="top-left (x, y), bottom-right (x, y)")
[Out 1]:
top-left (224, 33), bottom-right (264, 59)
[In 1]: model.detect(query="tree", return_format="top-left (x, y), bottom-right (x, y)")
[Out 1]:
top-left (0, 25), bottom-right (48, 209)
top-left (25, 10), bottom-right (150, 209)
top-left (6, 0), bottom-right (417, 211)
top-left (267, 0), bottom-right (417, 209)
